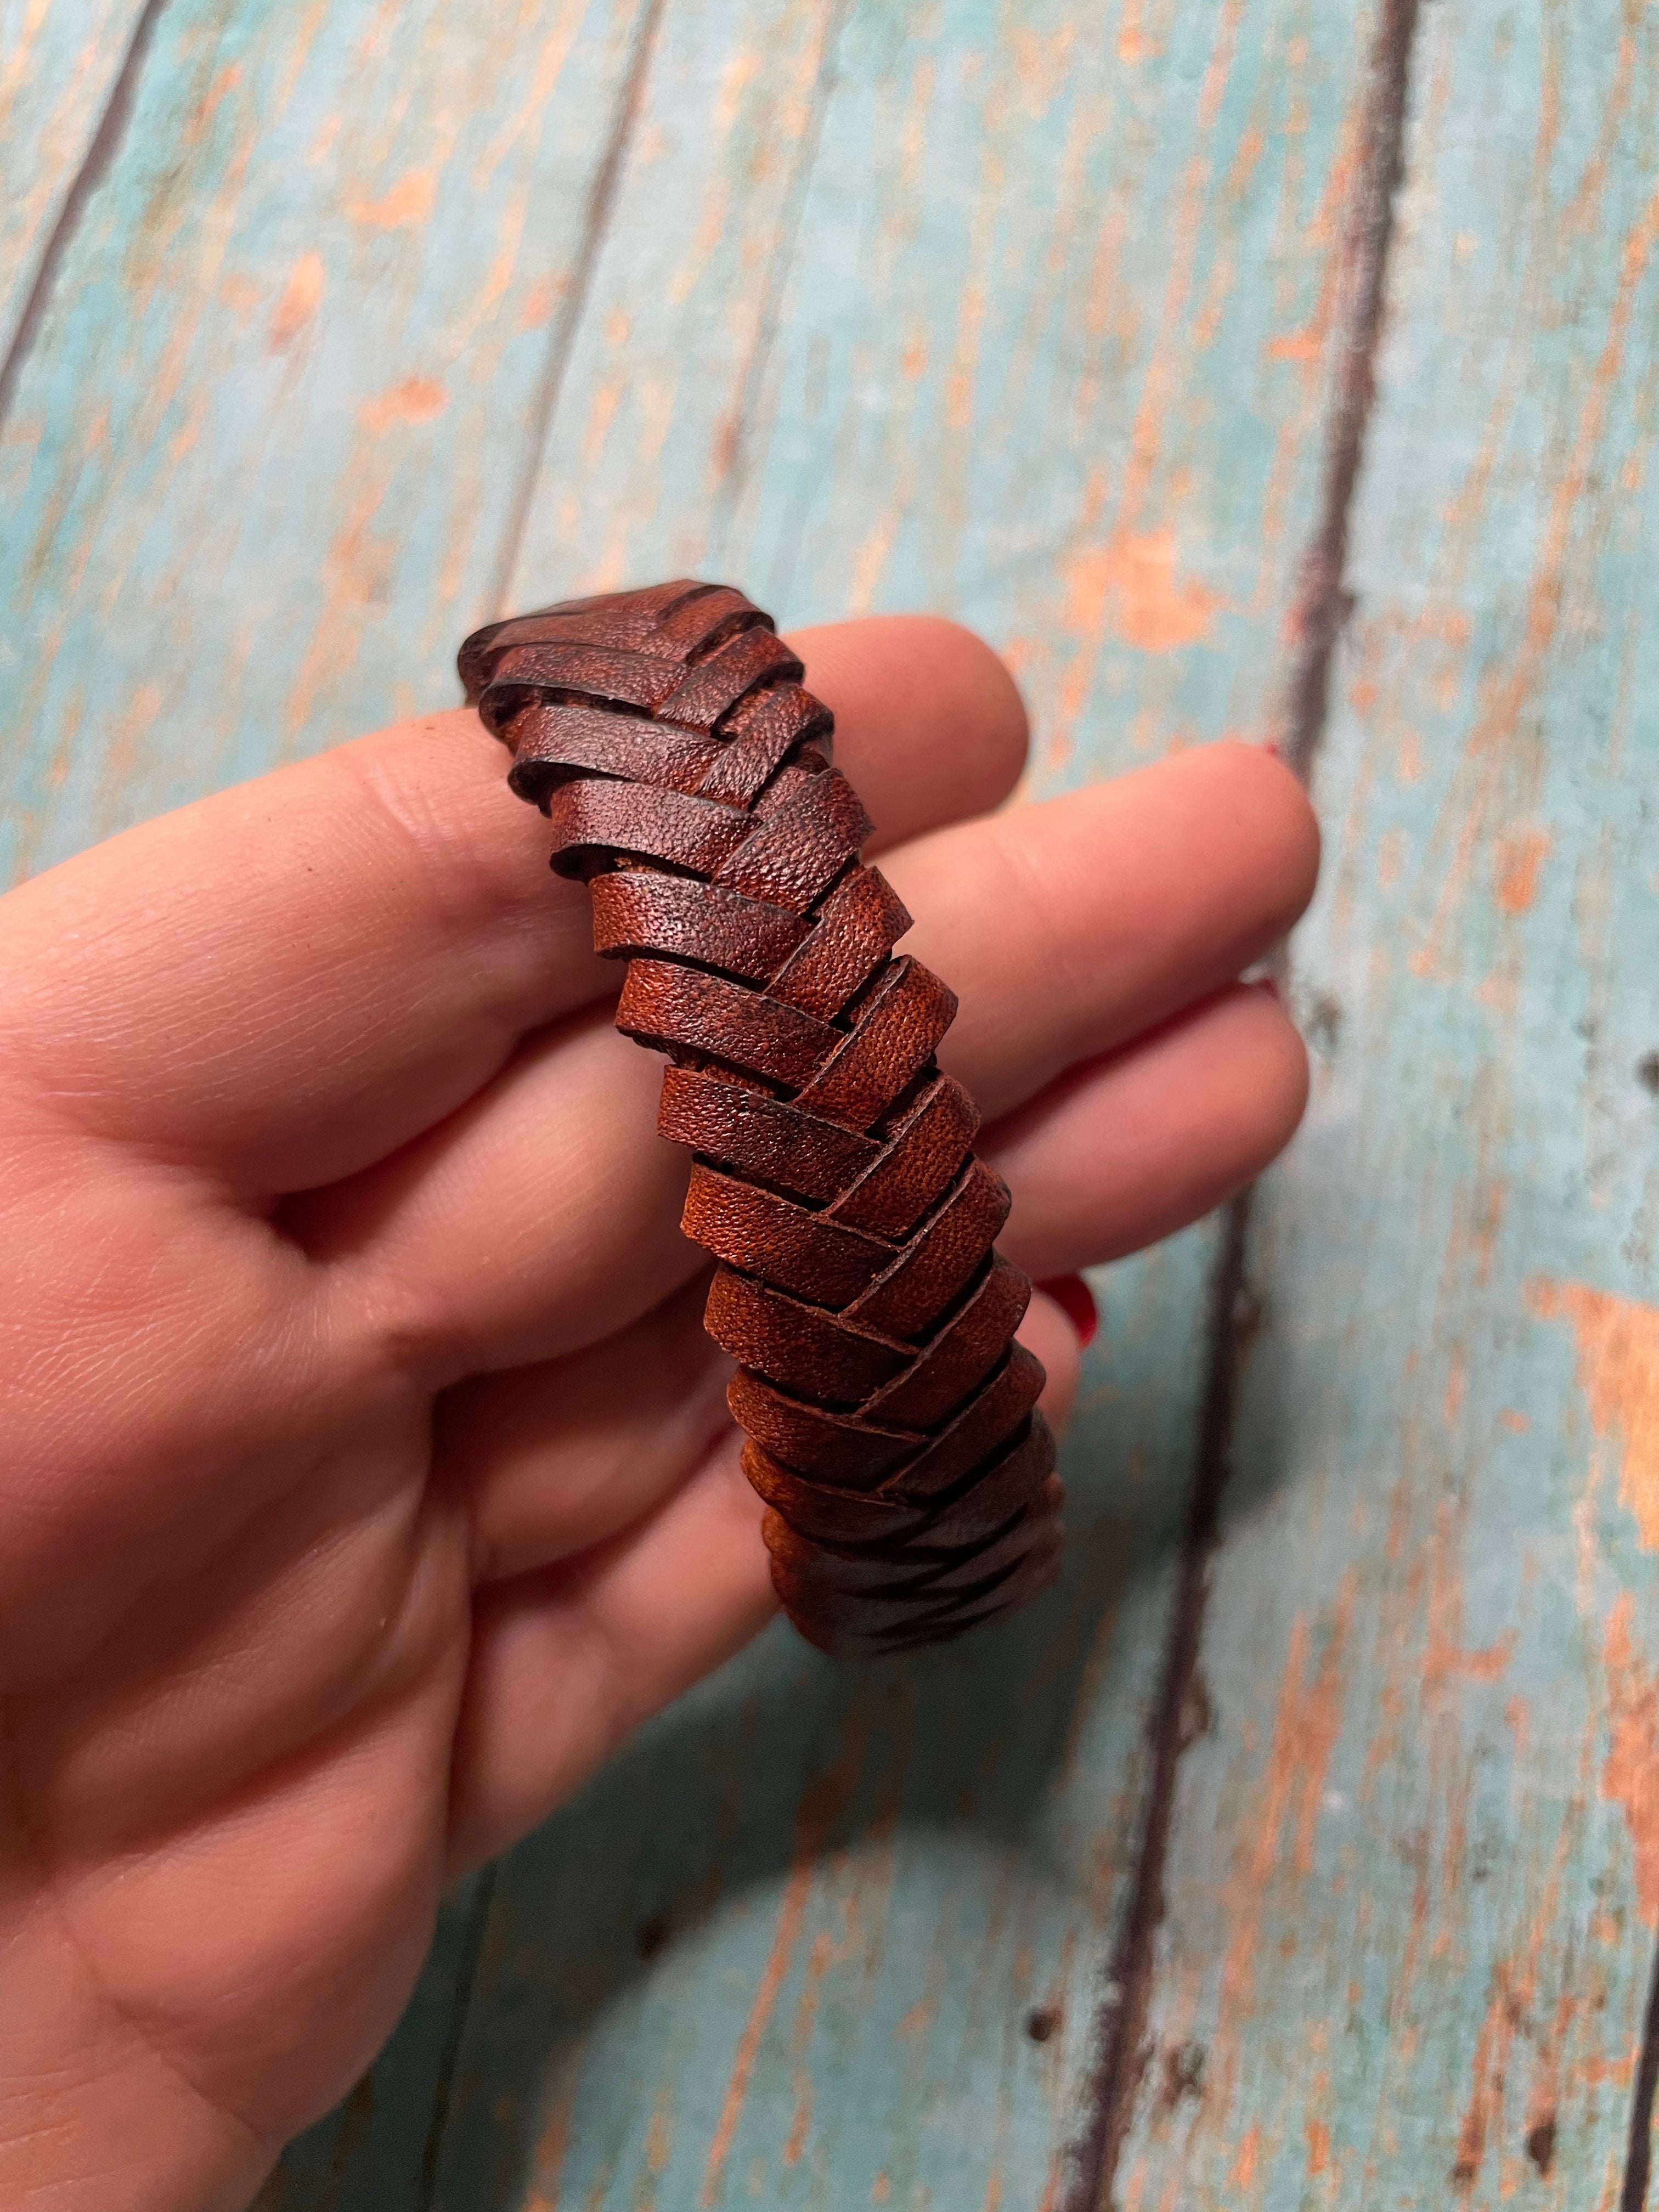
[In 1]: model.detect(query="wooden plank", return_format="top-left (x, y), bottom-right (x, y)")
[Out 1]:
top-left (0, 0), bottom-right (653, 892)
top-left (0, 0), bottom-right (151, 364)
top-left (1113, 2), bottom-right (1659, 2204)
top-left (506, 0), bottom-right (1384, 794)
top-left (424, 4), bottom-right (1389, 2207)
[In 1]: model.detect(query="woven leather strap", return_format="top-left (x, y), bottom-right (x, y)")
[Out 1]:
top-left (460, 582), bottom-right (1063, 1657)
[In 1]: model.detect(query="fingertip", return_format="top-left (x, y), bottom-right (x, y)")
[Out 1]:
top-left (985, 979), bottom-right (1316, 1279)
top-left (787, 614), bottom-right (1030, 848)
top-left (1241, 980), bottom-right (1313, 1158)
top-left (884, 614), bottom-right (1030, 786)
top-left (1200, 739), bottom-right (1323, 932)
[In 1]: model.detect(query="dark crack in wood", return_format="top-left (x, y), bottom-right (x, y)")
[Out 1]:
top-left (1279, 0), bottom-right (1424, 782)
top-left (415, 1866), bottom-right (499, 2212)
top-left (0, 0), bottom-right (172, 429)
top-left (1068, 2), bottom-right (1427, 2198)
top-left (1063, 1189), bottom-right (1254, 2212)
top-left (1620, 1933), bottom-right (1659, 2212)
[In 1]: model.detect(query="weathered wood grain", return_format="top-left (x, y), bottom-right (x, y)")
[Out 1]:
top-left (0, 0), bottom-right (654, 891)
top-left (422, 4), bottom-right (1392, 2208)
top-left (0, 0), bottom-right (151, 363)
top-left (1112, 2), bottom-right (1659, 2204)
top-left (507, 0), bottom-right (1384, 797)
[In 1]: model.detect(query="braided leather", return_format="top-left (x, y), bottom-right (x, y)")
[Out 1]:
top-left (460, 582), bottom-right (1063, 1658)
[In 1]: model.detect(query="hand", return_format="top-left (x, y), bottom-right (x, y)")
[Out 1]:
top-left (0, 618), bottom-right (1317, 2210)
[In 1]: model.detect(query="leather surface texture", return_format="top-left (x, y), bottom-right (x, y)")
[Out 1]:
top-left (461, 580), bottom-right (1062, 1658)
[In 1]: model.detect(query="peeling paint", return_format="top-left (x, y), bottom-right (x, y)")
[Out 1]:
top-left (1602, 1595), bottom-right (1659, 1927)
top-left (1065, 527), bottom-right (1223, 656)
top-left (269, 251), bottom-right (324, 349)
top-left (357, 374), bottom-right (447, 433)
top-left (1530, 1278), bottom-right (1659, 1548)
top-left (348, 166), bottom-right (436, 228)
top-left (1492, 825), bottom-right (1551, 914)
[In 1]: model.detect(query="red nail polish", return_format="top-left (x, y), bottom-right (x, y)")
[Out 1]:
top-left (1262, 739), bottom-right (1282, 758)
top-left (1038, 1273), bottom-right (1098, 1348)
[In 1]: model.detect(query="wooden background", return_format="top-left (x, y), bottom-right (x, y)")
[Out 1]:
top-left (4, 0), bottom-right (1657, 2204)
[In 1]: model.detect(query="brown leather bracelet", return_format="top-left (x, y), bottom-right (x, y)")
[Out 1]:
top-left (459, 582), bottom-right (1063, 1658)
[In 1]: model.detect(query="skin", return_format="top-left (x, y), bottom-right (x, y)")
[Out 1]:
top-left (0, 618), bottom-right (1318, 2210)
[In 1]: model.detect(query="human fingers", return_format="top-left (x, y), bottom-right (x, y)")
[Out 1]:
top-left (446, 1274), bottom-right (1089, 1872)
top-left (292, 1003), bottom-right (701, 1380)
top-left (0, 619), bottom-right (1026, 1201)
top-left (441, 1274), bottom-right (730, 1587)
top-left (445, 1442), bottom-right (774, 1872)
top-left (447, 1255), bottom-right (1085, 1590)
top-left (983, 983), bottom-right (1310, 1279)
top-left (323, 743), bottom-right (1313, 1374)
top-left (297, 958), bottom-right (1225, 1394)
top-left (371, 985), bottom-right (1280, 1572)
top-left (1019, 1288), bottom-right (1084, 1433)
top-left (883, 740), bottom-right (1319, 1119)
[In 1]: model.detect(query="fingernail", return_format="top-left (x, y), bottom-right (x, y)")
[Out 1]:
top-left (1038, 1273), bottom-right (1098, 1348)
top-left (1261, 739), bottom-right (1282, 758)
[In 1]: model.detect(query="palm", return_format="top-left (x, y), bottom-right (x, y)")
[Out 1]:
top-left (0, 619), bottom-right (1316, 2210)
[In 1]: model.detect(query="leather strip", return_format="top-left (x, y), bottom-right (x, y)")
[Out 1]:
top-left (460, 580), bottom-right (1063, 1658)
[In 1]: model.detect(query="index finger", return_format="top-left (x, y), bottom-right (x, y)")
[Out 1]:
top-left (0, 617), bottom-right (1027, 1197)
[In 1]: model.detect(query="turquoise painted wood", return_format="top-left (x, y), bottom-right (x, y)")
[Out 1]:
top-left (1113, 2), bottom-right (1659, 2205)
top-left (0, 0), bottom-right (654, 890)
top-left (0, 0), bottom-right (150, 358)
top-left (433, 7), bottom-right (1390, 2209)
top-left (506, 0), bottom-right (1378, 790)
top-left (4, 1), bottom-right (1654, 2208)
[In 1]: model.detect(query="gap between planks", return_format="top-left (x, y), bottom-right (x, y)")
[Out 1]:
top-left (1280, 0), bottom-right (1423, 787)
top-left (1064, 1189), bottom-right (1257, 2211)
top-left (416, 1868), bottom-right (498, 2212)
top-left (1069, 0), bottom-right (1659, 2201)
top-left (1064, 1), bottom-right (1426, 2204)
top-left (1621, 1939), bottom-right (1659, 2212)
top-left (0, 0), bottom-right (170, 428)
top-left (693, 0), bottom-right (855, 549)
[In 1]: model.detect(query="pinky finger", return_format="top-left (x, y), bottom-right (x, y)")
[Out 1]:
top-left (446, 1444), bottom-right (775, 1873)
